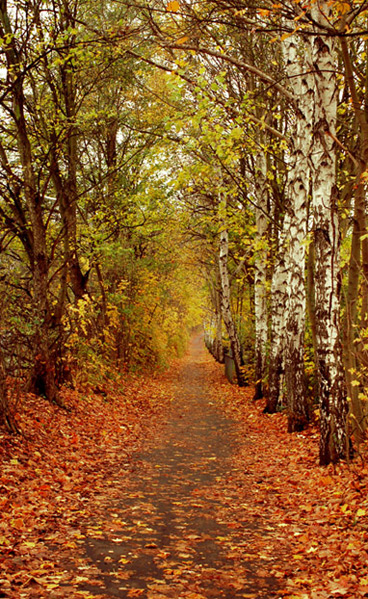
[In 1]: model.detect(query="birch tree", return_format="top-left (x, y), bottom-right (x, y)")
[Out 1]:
top-left (204, 270), bottom-right (224, 363)
top-left (282, 31), bottom-right (313, 432)
top-left (218, 194), bottom-right (246, 386)
top-left (253, 150), bottom-right (269, 400)
top-left (266, 31), bottom-right (311, 422)
top-left (267, 210), bottom-right (289, 413)
top-left (210, 274), bottom-right (225, 364)
top-left (309, 1), bottom-right (349, 463)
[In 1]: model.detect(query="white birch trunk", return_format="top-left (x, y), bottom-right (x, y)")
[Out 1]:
top-left (283, 33), bottom-right (313, 431)
top-left (218, 200), bottom-right (245, 386)
top-left (267, 210), bottom-right (289, 413)
top-left (309, 1), bottom-right (349, 464)
top-left (214, 284), bottom-right (224, 363)
top-left (253, 151), bottom-right (268, 400)
top-left (205, 276), bottom-right (224, 363)
top-left (267, 32), bottom-right (311, 417)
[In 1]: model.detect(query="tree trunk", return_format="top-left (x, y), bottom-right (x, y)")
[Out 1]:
top-left (37, 5), bottom-right (87, 303)
top-left (0, 2), bottom-right (59, 404)
top-left (306, 235), bottom-right (318, 370)
top-left (253, 151), bottom-right (268, 400)
top-left (266, 227), bottom-right (288, 413)
top-left (204, 273), bottom-right (225, 363)
top-left (219, 223), bottom-right (245, 387)
top-left (343, 168), bottom-right (368, 444)
top-left (60, 38), bottom-right (88, 301)
top-left (340, 37), bottom-right (368, 442)
top-left (213, 277), bottom-right (224, 363)
top-left (0, 351), bottom-right (18, 433)
top-left (309, 2), bottom-right (349, 464)
top-left (214, 307), bottom-right (224, 364)
top-left (283, 33), bottom-right (312, 432)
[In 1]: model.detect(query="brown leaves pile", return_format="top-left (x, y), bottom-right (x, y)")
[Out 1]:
top-left (0, 372), bottom-right (173, 598)
top-left (1, 346), bottom-right (368, 599)
top-left (206, 362), bottom-right (368, 599)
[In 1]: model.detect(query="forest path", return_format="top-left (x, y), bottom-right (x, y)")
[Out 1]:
top-left (79, 335), bottom-right (284, 599)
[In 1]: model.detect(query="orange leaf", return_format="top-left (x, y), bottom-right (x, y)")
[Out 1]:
top-left (166, 0), bottom-right (180, 11)
top-left (13, 518), bottom-right (24, 530)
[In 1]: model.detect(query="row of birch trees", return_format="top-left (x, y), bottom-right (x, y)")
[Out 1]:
top-left (140, 0), bottom-right (368, 465)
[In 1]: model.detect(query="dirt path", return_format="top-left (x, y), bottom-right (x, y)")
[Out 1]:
top-left (79, 336), bottom-right (284, 599)
top-left (3, 334), bottom-right (368, 598)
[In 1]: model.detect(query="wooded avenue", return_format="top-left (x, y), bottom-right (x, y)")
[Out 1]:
top-left (0, 0), bottom-right (368, 469)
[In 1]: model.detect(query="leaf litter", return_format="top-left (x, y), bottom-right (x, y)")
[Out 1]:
top-left (1, 335), bottom-right (368, 598)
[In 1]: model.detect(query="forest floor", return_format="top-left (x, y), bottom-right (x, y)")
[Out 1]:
top-left (1, 336), bottom-right (368, 599)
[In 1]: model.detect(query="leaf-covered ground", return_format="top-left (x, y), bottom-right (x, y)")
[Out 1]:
top-left (1, 335), bottom-right (368, 599)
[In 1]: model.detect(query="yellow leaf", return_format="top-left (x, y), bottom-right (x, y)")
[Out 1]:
top-left (166, 0), bottom-right (180, 11)
top-left (340, 503), bottom-right (349, 513)
top-left (336, 1), bottom-right (351, 14)
top-left (294, 577), bottom-right (312, 585)
top-left (356, 508), bottom-right (366, 517)
top-left (176, 36), bottom-right (188, 44)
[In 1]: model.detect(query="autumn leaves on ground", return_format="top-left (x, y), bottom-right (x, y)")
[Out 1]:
top-left (1, 336), bottom-right (368, 599)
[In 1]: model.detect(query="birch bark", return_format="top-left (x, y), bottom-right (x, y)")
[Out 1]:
top-left (218, 197), bottom-right (245, 386)
top-left (266, 32), bottom-right (311, 418)
top-left (205, 274), bottom-right (224, 363)
top-left (267, 208), bottom-right (289, 413)
top-left (213, 279), bottom-right (224, 364)
top-left (309, 2), bottom-right (349, 463)
top-left (253, 151), bottom-right (268, 400)
top-left (283, 33), bottom-right (313, 431)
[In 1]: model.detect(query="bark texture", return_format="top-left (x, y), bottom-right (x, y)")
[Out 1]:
top-left (283, 33), bottom-right (312, 432)
top-left (253, 151), bottom-right (268, 400)
top-left (266, 216), bottom-right (288, 413)
top-left (218, 222), bottom-right (245, 387)
top-left (340, 37), bottom-right (368, 442)
top-left (309, 2), bottom-right (349, 464)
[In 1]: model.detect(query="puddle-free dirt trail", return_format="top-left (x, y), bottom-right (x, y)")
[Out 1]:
top-left (81, 335), bottom-right (284, 598)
